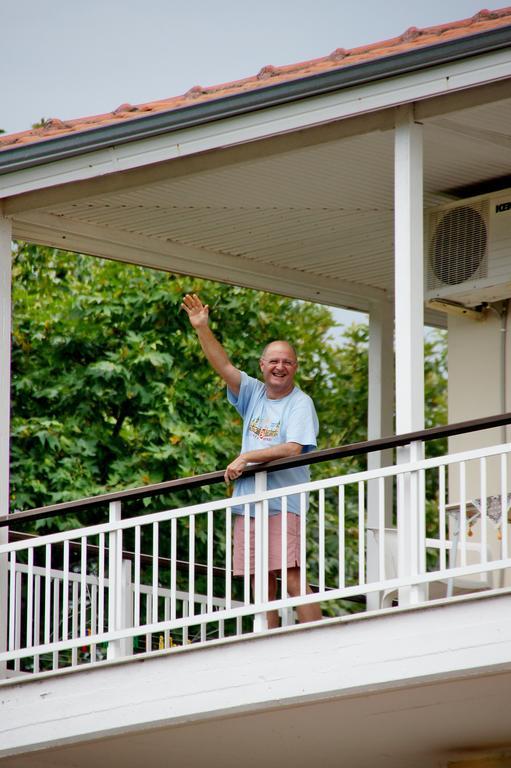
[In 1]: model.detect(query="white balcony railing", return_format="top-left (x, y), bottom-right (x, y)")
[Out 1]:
top-left (2, 418), bottom-right (511, 678)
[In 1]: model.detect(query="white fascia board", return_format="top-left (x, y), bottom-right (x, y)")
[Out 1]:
top-left (1, 591), bottom-right (511, 756)
top-left (12, 212), bottom-right (387, 311)
top-left (2, 49), bottom-right (511, 199)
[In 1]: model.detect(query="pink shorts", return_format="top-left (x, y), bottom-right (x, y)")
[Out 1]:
top-left (233, 512), bottom-right (301, 576)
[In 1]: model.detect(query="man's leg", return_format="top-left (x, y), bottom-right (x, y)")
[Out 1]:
top-left (250, 571), bottom-right (280, 628)
top-left (266, 571), bottom-right (280, 629)
top-left (286, 567), bottom-right (322, 624)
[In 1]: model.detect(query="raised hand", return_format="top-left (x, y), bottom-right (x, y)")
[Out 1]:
top-left (181, 293), bottom-right (209, 328)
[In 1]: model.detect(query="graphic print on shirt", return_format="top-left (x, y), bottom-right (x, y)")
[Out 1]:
top-left (248, 416), bottom-right (281, 442)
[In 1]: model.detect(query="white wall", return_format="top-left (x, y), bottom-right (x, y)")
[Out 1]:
top-left (448, 305), bottom-right (511, 500)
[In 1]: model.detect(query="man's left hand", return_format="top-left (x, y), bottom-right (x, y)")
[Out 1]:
top-left (224, 455), bottom-right (248, 483)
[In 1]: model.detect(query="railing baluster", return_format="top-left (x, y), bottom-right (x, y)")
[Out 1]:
top-left (243, 503), bottom-right (250, 605)
top-left (71, 581), bottom-right (78, 667)
top-left (164, 597), bottom-right (170, 649)
top-left (90, 584), bottom-right (97, 663)
top-left (299, 492), bottom-right (307, 595)
top-left (201, 603), bottom-right (207, 643)
top-left (378, 477), bottom-right (385, 580)
top-left (358, 481), bottom-right (365, 586)
top-left (26, 548), bottom-right (34, 648)
top-left (80, 535), bottom-right (87, 639)
top-left (419, 469), bottom-right (426, 574)
top-left (52, 577), bottom-right (59, 670)
top-left (182, 600), bottom-right (188, 645)
top-left (14, 570), bottom-right (22, 671)
top-left (145, 594), bottom-right (152, 653)
top-left (189, 514), bottom-right (195, 618)
top-left (44, 544), bottom-right (51, 645)
top-left (459, 461), bottom-right (467, 567)
top-left (98, 532), bottom-right (105, 634)
top-left (439, 465), bottom-right (447, 571)
top-left (281, 496), bottom-right (288, 599)
top-left (170, 518), bottom-right (177, 621)
top-left (480, 458), bottom-right (488, 565)
top-left (397, 473), bottom-right (405, 578)
top-left (225, 506), bottom-right (232, 611)
top-left (207, 510), bottom-right (213, 614)
top-left (318, 489), bottom-right (325, 594)
top-left (34, 574), bottom-right (41, 673)
top-left (152, 522), bottom-right (159, 625)
top-left (262, 499), bottom-right (269, 602)
top-left (134, 525), bottom-right (141, 627)
top-left (338, 485), bottom-right (345, 589)
top-left (62, 540), bottom-right (69, 642)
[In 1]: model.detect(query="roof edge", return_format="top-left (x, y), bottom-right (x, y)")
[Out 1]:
top-left (1, 23), bottom-right (511, 177)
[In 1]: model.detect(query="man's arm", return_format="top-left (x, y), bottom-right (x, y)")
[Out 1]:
top-left (224, 442), bottom-right (302, 482)
top-left (181, 293), bottom-right (241, 396)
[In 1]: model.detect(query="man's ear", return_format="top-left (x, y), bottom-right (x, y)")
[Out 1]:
top-left (259, 358), bottom-right (264, 372)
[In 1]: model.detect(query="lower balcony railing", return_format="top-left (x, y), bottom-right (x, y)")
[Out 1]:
top-left (1, 413), bottom-right (511, 677)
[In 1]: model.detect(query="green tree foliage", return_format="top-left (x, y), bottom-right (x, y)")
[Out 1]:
top-left (10, 242), bottom-right (446, 615)
top-left (11, 242), bottom-right (383, 515)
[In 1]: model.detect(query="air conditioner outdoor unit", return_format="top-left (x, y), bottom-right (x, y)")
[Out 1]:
top-left (426, 189), bottom-right (511, 307)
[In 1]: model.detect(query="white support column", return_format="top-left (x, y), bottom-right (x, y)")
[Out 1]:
top-left (0, 213), bottom-right (12, 662)
top-left (0, 214), bottom-right (12, 517)
top-left (394, 105), bottom-right (426, 606)
top-left (366, 299), bottom-right (394, 610)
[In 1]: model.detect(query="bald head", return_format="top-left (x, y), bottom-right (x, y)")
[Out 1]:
top-left (259, 340), bottom-right (298, 398)
top-left (260, 340), bottom-right (297, 363)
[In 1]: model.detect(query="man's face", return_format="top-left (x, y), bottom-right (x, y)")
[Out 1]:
top-left (259, 342), bottom-right (297, 397)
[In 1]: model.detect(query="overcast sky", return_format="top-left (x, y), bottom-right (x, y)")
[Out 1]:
top-left (2, 0), bottom-right (493, 330)
top-left (2, 0), bottom-right (492, 135)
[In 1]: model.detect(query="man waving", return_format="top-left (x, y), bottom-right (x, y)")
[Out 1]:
top-left (181, 293), bottom-right (321, 626)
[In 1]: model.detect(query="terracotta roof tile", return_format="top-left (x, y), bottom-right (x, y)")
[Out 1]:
top-left (1, 6), bottom-right (511, 153)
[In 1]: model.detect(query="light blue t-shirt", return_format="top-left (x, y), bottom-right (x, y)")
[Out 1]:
top-left (227, 371), bottom-right (319, 515)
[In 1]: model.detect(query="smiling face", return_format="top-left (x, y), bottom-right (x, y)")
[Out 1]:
top-left (259, 341), bottom-right (298, 399)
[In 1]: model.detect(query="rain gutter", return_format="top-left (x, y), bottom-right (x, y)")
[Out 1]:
top-left (1, 24), bottom-right (511, 175)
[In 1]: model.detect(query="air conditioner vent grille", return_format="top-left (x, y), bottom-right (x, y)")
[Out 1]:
top-left (428, 203), bottom-right (488, 289)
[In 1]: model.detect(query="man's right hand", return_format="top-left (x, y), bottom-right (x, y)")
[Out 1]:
top-left (181, 292), bottom-right (242, 396)
top-left (181, 294), bottom-right (209, 328)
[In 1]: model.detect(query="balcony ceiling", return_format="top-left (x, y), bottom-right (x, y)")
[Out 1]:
top-left (6, 91), bottom-right (511, 316)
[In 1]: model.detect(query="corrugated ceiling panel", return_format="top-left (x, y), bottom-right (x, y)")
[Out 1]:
top-left (37, 97), bottom-right (511, 298)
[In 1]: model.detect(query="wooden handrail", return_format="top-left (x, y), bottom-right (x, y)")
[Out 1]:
top-left (2, 411), bottom-right (510, 528)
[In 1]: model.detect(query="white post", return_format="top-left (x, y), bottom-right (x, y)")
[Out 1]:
top-left (366, 300), bottom-right (394, 610)
top-left (0, 213), bottom-right (12, 663)
top-left (253, 471), bottom-right (268, 633)
top-left (394, 105), bottom-right (426, 606)
top-left (119, 559), bottom-right (133, 658)
top-left (107, 500), bottom-right (122, 660)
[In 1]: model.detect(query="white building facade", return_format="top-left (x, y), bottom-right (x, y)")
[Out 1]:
top-left (1, 9), bottom-right (511, 767)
